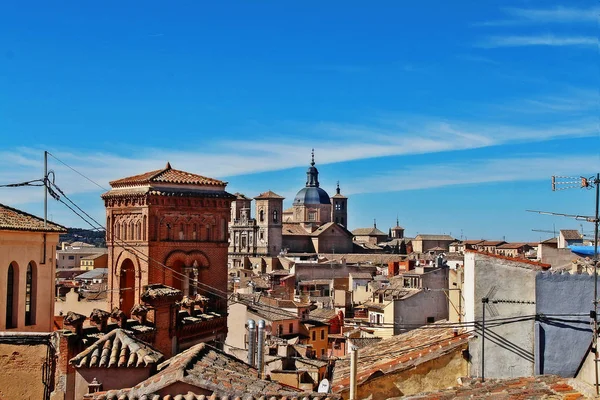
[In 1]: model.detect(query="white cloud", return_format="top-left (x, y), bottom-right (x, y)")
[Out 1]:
top-left (478, 35), bottom-right (597, 48)
top-left (476, 6), bottom-right (599, 26)
top-left (345, 154), bottom-right (600, 195)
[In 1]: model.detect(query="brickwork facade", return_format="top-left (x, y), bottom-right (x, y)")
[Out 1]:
top-left (102, 164), bottom-right (234, 316)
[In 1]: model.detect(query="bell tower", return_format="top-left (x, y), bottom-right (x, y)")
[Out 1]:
top-left (331, 181), bottom-right (348, 227)
top-left (254, 191), bottom-right (284, 256)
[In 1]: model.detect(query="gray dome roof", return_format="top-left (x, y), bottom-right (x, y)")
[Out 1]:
top-left (293, 187), bottom-right (331, 205)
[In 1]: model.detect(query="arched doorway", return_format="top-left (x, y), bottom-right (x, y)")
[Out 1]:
top-left (119, 259), bottom-right (136, 316)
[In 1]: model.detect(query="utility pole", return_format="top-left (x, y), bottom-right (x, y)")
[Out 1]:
top-left (44, 150), bottom-right (48, 228)
top-left (481, 297), bottom-right (487, 381)
top-left (535, 174), bottom-right (600, 394)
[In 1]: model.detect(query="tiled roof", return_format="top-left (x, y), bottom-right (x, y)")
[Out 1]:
top-left (282, 223), bottom-right (310, 236)
top-left (560, 229), bottom-right (582, 240)
top-left (465, 249), bottom-right (551, 269)
top-left (354, 241), bottom-right (383, 250)
top-left (404, 375), bottom-right (589, 399)
top-left (254, 190), bottom-right (285, 199)
top-left (109, 163), bottom-right (225, 187)
top-left (233, 192), bottom-right (251, 200)
top-left (349, 272), bottom-right (373, 280)
top-left (71, 329), bottom-right (163, 368)
top-left (479, 240), bottom-right (506, 246)
top-left (0, 203), bottom-right (67, 233)
top-left (331, 322), bottom-right (472, 393)
top-left (497, 242), bottom-right (532, 249)
top-left (93, 393), bottom-right (338, 400)
top-left (74, 268), bottom-right (108, 280)
top-left (312, 222), bottom-right (353, 238)
top-left (309, 308), bottom-right (338, 320)
top-left (352, 227), bottom-right (387, 236)
top-left (80, 252), bottom-right (108, 260)
top-left (414, 234), bottom-right (455, 241)
top-left (92, 343), bottom-right (339, 400)
top-left (101, 188), bottom-right (235, 199)
top-left (348, 337), bottom-right (383, 349)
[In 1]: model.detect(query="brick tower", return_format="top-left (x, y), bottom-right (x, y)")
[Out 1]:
top-left (101, 162), bottom-right (234, 316)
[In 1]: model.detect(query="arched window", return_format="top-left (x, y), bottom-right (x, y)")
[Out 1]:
top-left (273, 210), bottom-right (278, 223)
top-left (259, 210), bottom-right (264, 222)
top-left (6, 263), bottom-right (17, 329)
top-left (25, 262), bottom-right (35, 326)
top-left (123, 222), bottom-right (128, 241)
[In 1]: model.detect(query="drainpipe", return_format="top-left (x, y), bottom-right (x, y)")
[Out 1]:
top-left (247, 319), bottom-right (256, 367)
top-left (257, 319), bottom-right (265, 379)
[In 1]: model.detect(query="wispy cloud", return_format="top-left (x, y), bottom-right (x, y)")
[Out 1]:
top-left (476, 6), bottom-right (599, 26)
top-left (455, 54), bottom-right (499, 65)
top-left (346, 154), bottom-right (600, 195)
top-left (477, 35), bottom-right (597, 48)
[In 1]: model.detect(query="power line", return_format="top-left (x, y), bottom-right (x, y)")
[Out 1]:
top-left (46, 151), bottom-right (109, 192)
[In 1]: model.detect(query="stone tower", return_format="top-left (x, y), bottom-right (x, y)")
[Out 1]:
top-left (254, 190), bottom-right (284, 256)
top-left (391, 217), bottom-right (405, 239)
top-left (331, 181), bottom-right (348, 227)
top-left (102, 162), bottom-right (234, 316)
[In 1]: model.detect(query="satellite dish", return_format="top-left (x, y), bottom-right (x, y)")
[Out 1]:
top-left (317, 379), bottom-right (330, 393)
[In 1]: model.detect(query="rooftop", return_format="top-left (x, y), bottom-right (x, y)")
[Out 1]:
top-left (0, 203), bottom-right (67, 233)
top-left (74, 268), bottom-right (108, 280)
top-left (352, 226), bottom-right (387, 237)
top-left (465, 249), bottom-right (551, 269)
top-left (70, 328), bottom-right (163, 369)
top-left (414, 234), bottom-right (455, 241)
top-left (254, 190), bottom-right (285, 199)
top-left (92, 342), bottom-right (338, 400)
top-left (560, 229), bottom-right (583, 240)
top-left (331, 322), bottom-right (471, 393)
top-left (404, 375), bottom-right (589, 399)
top-left (109, 162), bottom-right (226, 188)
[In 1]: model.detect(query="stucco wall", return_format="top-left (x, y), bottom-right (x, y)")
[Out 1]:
top-left (75, 367), bottom-right (152, 400)
top-left (338, 346), bottom-right (468, 400)
top-left (0, 230), bottom-right (60, 332)
top-left (55, 289), bottom-right (109, 316)
top-left (535, 271), bottom-right (595, 376)
top-left (0, 342), bottom-right (49, 399)
top-left (393, 290), bottom-right (448, 335)
top-left (465, 253), bottom-right (537, 379)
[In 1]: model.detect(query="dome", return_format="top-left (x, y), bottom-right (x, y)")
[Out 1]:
top-left (293, 187), bottom-right (331, 205)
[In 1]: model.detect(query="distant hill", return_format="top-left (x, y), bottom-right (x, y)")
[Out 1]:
top-left (60, 228), bottom-right (106, 247)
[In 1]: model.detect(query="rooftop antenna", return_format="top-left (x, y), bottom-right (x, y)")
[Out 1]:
top-left (530, 173), bottom-right (600, 394)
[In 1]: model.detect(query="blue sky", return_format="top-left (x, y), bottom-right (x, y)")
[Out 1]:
top-left (0, 1), bottom-right (598, 241)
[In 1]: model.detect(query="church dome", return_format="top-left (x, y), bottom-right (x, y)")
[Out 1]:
top-left (293, 150), bottom-right (331, 206)
top-left (293, 187), bottom-right (331, 205)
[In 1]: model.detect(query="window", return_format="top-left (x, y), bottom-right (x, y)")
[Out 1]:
top-left (259, 209), bottom-right (264, 222)
top-left (312, 330), bottom-right (316, 341)
top-left (308, 211), bottom-right (317, 221)
top-left (260, 231), bottom-right (264, 240)
top-left (320, 329), bottom-right (325, 340)
top-left (427, 316), bottom-right (435, 323)
top-left (289, 323), bottom-right (293, 333)
top-left (6, 264), bottom-right (16, 329)
top-left (68, 255), bottom-right (75, 260)
top-left (278, 324), bottom-right (283, 336)
top-left (321, 349), bottom-right (325, 356)
top-left (273, 210), bottom-right (278, 223)
top-left (335, 202), bottom-right (341, 211)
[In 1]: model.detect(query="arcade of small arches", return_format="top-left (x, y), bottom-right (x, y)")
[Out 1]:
top-left (4, 260), bottom-right (37, 329)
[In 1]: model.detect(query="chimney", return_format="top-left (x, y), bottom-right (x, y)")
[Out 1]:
top-left (247, 319), bottom-right (256, 367)
top-left (63, 311), bottom-right (86, 336)
top-left (89, 309), bottom-right (110, 332)
top-left (131, 304), bottom-right (149, 325)
top-left (110, 308), bottom-right (127, 329)
top-left (257, 320), bottom-right (265, 379)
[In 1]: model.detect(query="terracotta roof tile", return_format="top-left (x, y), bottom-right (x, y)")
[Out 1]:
top-left (405, 375), bottom-right (588, 399)
top-left (70, 328), bottom-right (163, 368)
top-left (90, 342), bottom-right (338, 399)
top-left (465, 249), bottom-right (551, 269)
top-left (352, 227), bottom-right (387, 236)
top-left (109, 163), bottom-right (225, 187)
top-left (254, 190), bottom-right (285, 199)
top-left (414, 234), bottom-right (455, 241)
top-left (560, 230), bottom-right (582, 240)
top-left (331, 321), bottom-right (471, 393)
top-left (0, 203), bottom-right (67, 232)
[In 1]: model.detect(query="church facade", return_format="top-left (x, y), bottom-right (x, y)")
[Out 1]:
top-left (227, 151), bottom-right (353, 267)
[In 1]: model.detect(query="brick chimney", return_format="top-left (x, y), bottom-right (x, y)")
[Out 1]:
top-left (89, 309), bottom-right (110, 332)
top-left (130, 304), bottom-right (149, 325)
top-left (63, 311), bottom-right (86, 336)
top-left (110, 308), bottom-right (127, 329)
top-left (141, 284), bottom-right (183, 358)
